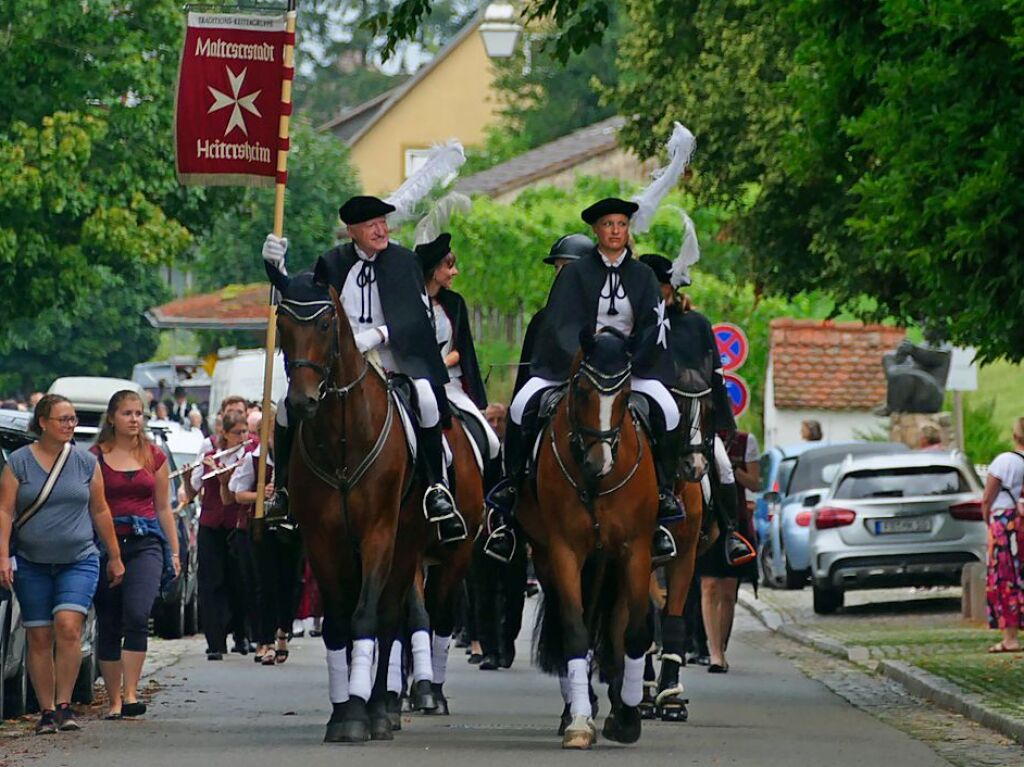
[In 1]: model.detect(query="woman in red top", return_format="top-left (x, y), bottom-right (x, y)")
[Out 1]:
top-left (91, 391), bottom-right (180, 718)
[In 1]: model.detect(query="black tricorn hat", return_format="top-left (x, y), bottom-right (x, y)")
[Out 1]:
top-left (415, 233), bottom-right (452, 274)
top-left (338, 195), bottom-right (396, 225)
top-left (580, 197), bottom-right (639, 225)
top-left (638, 253), bottom-right (672, 285)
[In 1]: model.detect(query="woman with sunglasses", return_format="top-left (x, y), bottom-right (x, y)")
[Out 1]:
top-left (0, 394), bottom-right (124, 733)
top-left (91, 390), bottom-right (181, 719)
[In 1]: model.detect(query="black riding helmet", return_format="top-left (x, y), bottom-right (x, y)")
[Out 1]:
top-left (543, 233), bottom-right (594, 265)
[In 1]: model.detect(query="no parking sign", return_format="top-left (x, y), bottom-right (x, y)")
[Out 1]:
top-left (713, 322), bottom-right (748, 372)
top-left (723, 373), bottom-right (750, 418)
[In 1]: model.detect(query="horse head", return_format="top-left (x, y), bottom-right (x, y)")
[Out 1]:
top-left (569, 327), bottom-right (634, 480)
top-left (673, 368), bottom-right (714, 483)
top-left (272, 263), bottom-right (338, 421)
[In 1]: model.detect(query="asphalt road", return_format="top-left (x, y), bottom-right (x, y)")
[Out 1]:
top-left (16, 606), bottom-right (949, 767)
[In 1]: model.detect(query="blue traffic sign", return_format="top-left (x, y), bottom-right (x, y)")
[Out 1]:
top-left (713, 323), bottom-right (749, 372)
top-left (723, 372), bottom-right (750, 418)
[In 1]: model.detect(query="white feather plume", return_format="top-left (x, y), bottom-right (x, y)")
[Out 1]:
top-left (414, 192), bottom-right (472, 245)
top-left (630, 122), bottom-right (696, 234)
top-left (665, 204), bottom-right (700, 288)
top-left (385, 139), bottom-right (466, 225)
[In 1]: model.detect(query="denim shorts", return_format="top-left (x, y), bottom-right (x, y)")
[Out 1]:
top-left (12, 554), bottom-right (100, 627)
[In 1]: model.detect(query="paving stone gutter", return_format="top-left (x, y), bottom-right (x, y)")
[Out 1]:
top-left (737, 590), bottom-right (1024, 747)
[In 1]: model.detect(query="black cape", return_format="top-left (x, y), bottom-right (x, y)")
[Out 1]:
top-left (666, 304), bottom-right (736, 433)
top-left (529, 247), bottom-right (675, 386)
top-left (316, 241), bottom-right (448, 386)
top-left (514, 308), bottom-right (545, 396)
top-left (435, 288), bottom-right (488, 409)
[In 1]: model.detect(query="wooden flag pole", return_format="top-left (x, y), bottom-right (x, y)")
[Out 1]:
top-left (255, 2), bottom-right (296, 520)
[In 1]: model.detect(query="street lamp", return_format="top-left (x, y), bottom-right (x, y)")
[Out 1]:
top-left (479, 2), bottom-right (521, 59)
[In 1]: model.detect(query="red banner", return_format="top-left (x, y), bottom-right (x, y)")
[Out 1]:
top-left (175, 12), bottom-right (290, 187)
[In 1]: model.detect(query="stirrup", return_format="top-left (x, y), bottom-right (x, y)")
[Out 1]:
top-left (264, 487), bottom-right (289, 520)
top-left (422, 483), bottom-right (457, 522)
top-left (485, 477), bottom-right (518, 517)
top-left (483, 525), bottom-right (517, 564)
top-left (725, 531), bottom-right (757, 567)
top-left (657, 491), bottom-right (686, 523)
top-left (437, 509), bottom-right (469, 544)
top-left (651, 525), bottom-right (678, 567)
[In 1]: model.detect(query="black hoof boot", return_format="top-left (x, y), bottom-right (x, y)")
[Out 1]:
top-left (655, 652), bottom-right (689, 722)
top-left (428, 683), bottom-right (449, 715)
top-left (410, 679), bottom-right (437, 712)
top-left (557, 703), bottom-right (572, 736)
top-left (385, 692), bottom-right (402, 731)
top-left (638, 682), bottom-right (658, 720)
top-left (478, 653), bottom-right (500, 671)
top-left (368, 698), bottom-right (393, 741)
top-left (324, 700), bottom-right (370, 744)
top-left (602, 705), bottom-right (642, 744)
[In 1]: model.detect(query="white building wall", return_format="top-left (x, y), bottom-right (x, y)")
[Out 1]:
top-left (763, 360), bottom-right (890, 448)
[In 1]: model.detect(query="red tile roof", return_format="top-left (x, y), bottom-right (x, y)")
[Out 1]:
top-left (770, 319), bottom-right (905, 411)
top-left (145, 284), bottom-right (271, 330)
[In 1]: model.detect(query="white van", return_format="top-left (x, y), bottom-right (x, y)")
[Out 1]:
top-left (208, 348), bottom-right (288, 418)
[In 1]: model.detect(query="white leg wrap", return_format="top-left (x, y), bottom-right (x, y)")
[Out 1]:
top-left (568, 657), bottom-right (592, 718)
top-left (349, 638), bottom-right (375, 702)
top-left (411, 630), bottom-right (433, 683)
top-left (559, 674), bottom-right (572, 704)
top-left (326, 648), bottom-right (349, 704)
top-left (431, 634), bottom-right (451, 686)
top-left (387, 640), bottom-right (403, 694)
top-left (621, 655), bottom-right (644, 707)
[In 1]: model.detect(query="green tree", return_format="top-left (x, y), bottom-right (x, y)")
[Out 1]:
top-left (0, 1), bottom-right (241, 392)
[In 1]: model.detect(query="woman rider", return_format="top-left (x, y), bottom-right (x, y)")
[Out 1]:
top-left (485, 198), bottom-right (685, 564)
top-left (415, 233), bottom-right (501, 540)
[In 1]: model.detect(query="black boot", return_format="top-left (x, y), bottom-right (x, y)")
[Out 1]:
top-left (483, 420), bottom-right (526, 564)
top-left (650, 422), bottom-right (685, 564)
top-left (264, 419), bottom-right (293, 522)
top-left (718, 482), bottom-right (756, 566)
top-left (419, 424), bottom-right (464, 532)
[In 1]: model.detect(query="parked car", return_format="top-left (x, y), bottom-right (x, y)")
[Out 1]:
top-left (208, 347), bottom-right (286, 420)
top-left (0, 411), bottom-right (99, 718)
top-left (48, 376), bottom-right (145, 436)
top-left (808, 450), bottom-right (986, 614)
top-left (147, 424), bottom-right (201, 640)
top-left (756, 441), bottom-right (910, 589)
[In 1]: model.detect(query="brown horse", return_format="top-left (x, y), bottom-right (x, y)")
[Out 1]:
top-left (519, 328), bottom-right (658, 750)
top-left (643, 386), bottom-right (720, 722)
top-left (383, 410), bottom-right (485, 721)
top-left (272, 266), bottom-right (418, 743)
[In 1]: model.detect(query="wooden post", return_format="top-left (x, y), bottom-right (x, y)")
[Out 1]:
top-left (254, 4), bottom-right (296, 520)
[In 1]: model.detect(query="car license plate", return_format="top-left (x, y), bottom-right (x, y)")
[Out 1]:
top-left (873, 517), bottom-right (932, 535)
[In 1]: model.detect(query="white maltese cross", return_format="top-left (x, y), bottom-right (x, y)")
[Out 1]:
top-left (654, 300), bottom-right (670, 349)
top-left (208, 66), bottom-right (262, 137)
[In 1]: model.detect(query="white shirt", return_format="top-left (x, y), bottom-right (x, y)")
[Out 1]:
top-left (432, 301), bottom-right (462, 379)
top-left (190, 443), bottom-right (248, 493)
top-left (341, 244), bottom-right (395, 370)
top-left (228, 446), bottom-right (273, 495)
top-left (989, 451), bottom-right (1024, 511)
top-left (743, 432), bottom-right (761, 501)
top-left (596, 250), bottom-right (633, 336)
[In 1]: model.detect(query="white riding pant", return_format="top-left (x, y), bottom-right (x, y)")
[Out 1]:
top-left (510, 375), bottom-right (680, 432)
top-left (445, 380), bottom-right (501, 459)
top-left (280, 368), bottom-right (439, 428)
top-left (412, 378), bottom-right (440, 428)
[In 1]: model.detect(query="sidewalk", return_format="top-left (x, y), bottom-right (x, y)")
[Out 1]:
top-left (739, 585), bottom-right (1024, 746)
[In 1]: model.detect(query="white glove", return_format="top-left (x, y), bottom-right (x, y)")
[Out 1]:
top-left (262, 233), bottom-right (288, 267)
top-left (354, 328), bottom-right (385, 354)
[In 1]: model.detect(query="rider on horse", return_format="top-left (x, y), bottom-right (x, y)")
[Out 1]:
top-left (486, 198), bottom-right (685, 564)
top-left (637, 253), bottom-right (756, 566)
top-left (415, 232), bottom-right (501, 469)
top-left (262, 195), bottom-right (465, 540)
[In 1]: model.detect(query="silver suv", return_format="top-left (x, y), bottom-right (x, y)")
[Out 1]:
top-left (808, 450), bottom-right (985, 614)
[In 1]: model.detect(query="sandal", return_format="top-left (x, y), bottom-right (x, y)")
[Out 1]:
top-left (987, 641), bottom-right (1022, 654)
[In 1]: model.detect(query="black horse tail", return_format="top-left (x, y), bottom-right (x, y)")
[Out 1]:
top-left (533, 554), bottom-right (619, 676)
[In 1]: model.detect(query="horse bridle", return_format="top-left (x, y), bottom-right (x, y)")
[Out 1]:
top-left (672, 386), bottom-right (714, 479)
top-left (568, 359), bottom-right (632, 462)
top-left (279, 300), bottom-right (369, 400)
